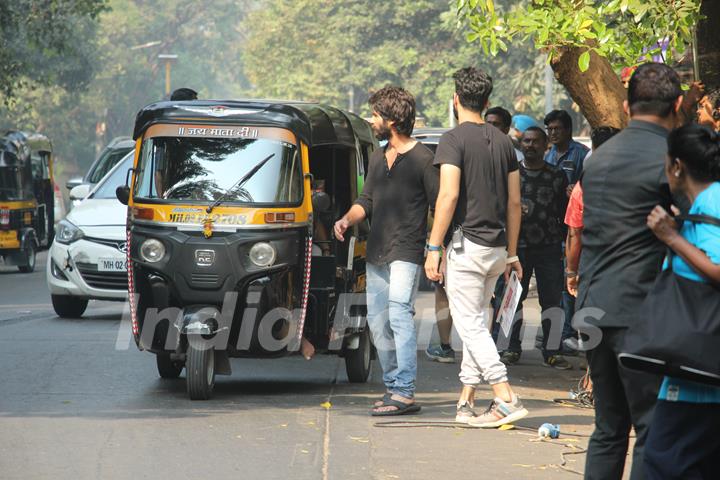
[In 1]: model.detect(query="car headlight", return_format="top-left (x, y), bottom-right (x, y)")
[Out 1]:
top-left (249, 242), bottom-right (276, 267)
top-left (56, 219), bottom-right (84, 244)
top-left (140, 239), bottom-right (166, 263)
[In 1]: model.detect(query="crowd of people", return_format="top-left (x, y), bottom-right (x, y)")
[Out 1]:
top-left (333, 62), bottom-right (720, 479)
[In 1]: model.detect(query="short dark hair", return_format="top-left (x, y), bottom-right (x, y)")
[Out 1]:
top-left (170, 88), bottom-right (198, 101)
top-left (523, 126), bottom-right (548, 143)
top-left (453, 67), bottom-right (493, 113)
top-left (628, 63), bottom-right (682, 117)
top-left (590, 126), bottom-right (621, 150)
top-left (668, 124), bottom-right (720, 182)
top-left (368, 85), bottom-right (416, 137)
top-left (544, 110), bottom-right (572, 130)
top-left (485, 106), bottom-right (512, 129)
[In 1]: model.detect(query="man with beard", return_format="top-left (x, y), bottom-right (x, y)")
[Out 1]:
top-left (497, 126), bottom-right (570, 369)
top-left (334, 86), bottom-right (437, 416)
top-left (425, 67), bottom-right (527, 428)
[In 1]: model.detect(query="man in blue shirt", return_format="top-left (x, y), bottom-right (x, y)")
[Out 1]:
top-left (544, 109), bottom-right (589, 354)
top-left (544, 110), bottom-right (589, 189)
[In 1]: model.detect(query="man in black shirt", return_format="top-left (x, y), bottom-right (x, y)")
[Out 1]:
top-left (578, 63), bottom-right (684, 480)
top-left (425, 67), bottom-right (527, 428)
top-left (334, 86), bottom-right (437, 416)
top-left (497, 126), bottom-right (570, 369)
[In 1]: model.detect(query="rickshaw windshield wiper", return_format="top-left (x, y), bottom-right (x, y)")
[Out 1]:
top-left (206, 153), bottom-right (275, 213)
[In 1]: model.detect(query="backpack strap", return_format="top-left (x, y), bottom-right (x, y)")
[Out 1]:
top-left (677, 214), bottom-right (720, 227)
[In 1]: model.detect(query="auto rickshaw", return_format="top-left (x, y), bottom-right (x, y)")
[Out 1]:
top-left (117, 100), bottom-right (377, 399)
top-left (0, 131), bottom-right (55, 272)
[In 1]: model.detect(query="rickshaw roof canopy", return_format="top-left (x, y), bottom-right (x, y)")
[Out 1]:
top-left (1, 131), bottom-right (53, 160)
top-left (133, 100), bottom-right (375, 148)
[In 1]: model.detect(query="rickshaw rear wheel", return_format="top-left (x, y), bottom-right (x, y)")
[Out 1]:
top-left (51, 294), bottom-right (88, 318)
top-left (18, 243), bottom-right (36, 273)
top-left (186, 342), bottom-right (215, 400)
top-left (345, 328), bottom-right (372, 383)
top-left (156, 353), bottom-right (184, 379)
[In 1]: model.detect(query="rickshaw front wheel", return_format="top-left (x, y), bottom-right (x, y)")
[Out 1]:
top-left (186, 342), bottom-right (215, 400)
top-left (156, 353), bottom-right (184, 379)
top-left (345, 328), bottom-right (372, 383)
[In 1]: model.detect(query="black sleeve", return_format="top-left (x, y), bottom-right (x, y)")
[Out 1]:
top-left (423, 157), bottom-right (439, 213)
top-left (354, 151), bottom-right (377, 217)
top-left (434, 132), bottom-right (463, 169)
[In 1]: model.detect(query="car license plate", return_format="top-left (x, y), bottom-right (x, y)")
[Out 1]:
top-left (0, 230), bottom-right (19, 249)
top-left (97, 257), bottom-right (127, 272)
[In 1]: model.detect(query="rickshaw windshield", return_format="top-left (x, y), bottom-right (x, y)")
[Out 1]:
top-left (0, 152), bottom-right (29, 201)
top-left (133, 136), bottom-right (302, 205)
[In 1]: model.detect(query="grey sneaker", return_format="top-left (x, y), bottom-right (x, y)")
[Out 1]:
top-left (426, 345), bottom-right (456, 363)
top-left (500, 351), bottom-right (520, 365)
top-left (468, 395), bottom-right (528, 428)
top-left (543, 354), bottom-right (573, 370)
top-left (455, 401), bottom-right (476, 424)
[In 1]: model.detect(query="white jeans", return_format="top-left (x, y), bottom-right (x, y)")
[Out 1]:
top-left (446, 240), bottom-right (508, 386)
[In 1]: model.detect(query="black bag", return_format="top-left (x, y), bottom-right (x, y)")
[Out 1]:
top-left (619, 214), bottom-right (720, 386)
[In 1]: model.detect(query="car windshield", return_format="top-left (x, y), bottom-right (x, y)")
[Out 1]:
top-left (91, 153), bottom-right (134, 199)
top-left (133, 136), bottom-right (302, 205)
top-left (87, 146), bottom-right (134, 184)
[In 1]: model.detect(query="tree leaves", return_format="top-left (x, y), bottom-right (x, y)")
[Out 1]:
top-left (578, 51), bottom-right (591, 72)
top-left (456, 0), bottom-right (702, 72)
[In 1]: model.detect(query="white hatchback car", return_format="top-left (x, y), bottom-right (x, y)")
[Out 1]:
top-left (47, 152), bottom-right (133, 317)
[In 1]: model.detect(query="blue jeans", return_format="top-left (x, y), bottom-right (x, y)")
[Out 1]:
top-left (366, 261), bottom-right (421, 399)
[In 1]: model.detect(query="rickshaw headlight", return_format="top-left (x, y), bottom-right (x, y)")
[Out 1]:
top-left (249, 242), bottom-right (276, 267)
top-left (140, 239), bottom-right (166, 263)
top-left (56, 220), bottom-right (84, 244)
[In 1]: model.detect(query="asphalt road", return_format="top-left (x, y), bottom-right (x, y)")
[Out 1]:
top-left (0, 251), bottom-right (598, 480)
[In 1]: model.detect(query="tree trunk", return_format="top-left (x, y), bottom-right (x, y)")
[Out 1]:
top-left (697, 0), bottom-right (720, 92)
top-left (550, 47), bottom-right (627, 129)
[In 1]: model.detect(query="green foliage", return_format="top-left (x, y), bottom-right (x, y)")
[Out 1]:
top-left (243, 0), bottom-right (563, 126)
top-left (0, 1), bottom-right (108, 100)
top-left (458, 0), bottom-right (701, 72)
top-left (1, 0), bottom-right (251, 179)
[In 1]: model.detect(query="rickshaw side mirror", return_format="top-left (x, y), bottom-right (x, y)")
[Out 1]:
top-left (116, 185), bottom-right (130, 205)
top-left (312, 191), bottom-right (331, 213)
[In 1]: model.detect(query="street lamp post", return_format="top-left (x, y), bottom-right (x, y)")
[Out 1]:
top-left (158, 54), bottom-right (178, 96)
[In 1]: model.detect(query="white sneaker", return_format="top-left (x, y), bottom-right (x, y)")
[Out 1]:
top-left (467, 395), bottom-right (528, 428)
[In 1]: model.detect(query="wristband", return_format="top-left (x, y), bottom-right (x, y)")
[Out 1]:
top-left (565, 270), bottom-right (578, 278)
top-left (506, 255), bottom-right (519, 264)
top-left (427, 244), bottom-right (443, 252)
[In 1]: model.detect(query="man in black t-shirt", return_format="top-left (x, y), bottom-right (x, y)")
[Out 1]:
top-left (335, 86), bottom-right (438, 416)
top-left (497, 126), bottom-right (570, 369)
top-left (425, 67), bottom-right (527, 428)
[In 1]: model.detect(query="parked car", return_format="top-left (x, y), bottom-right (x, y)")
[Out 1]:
top-left (412, 128), bottom-right (448, 291)
top-left (47, 152), bottom-right (132, 317)
top-left (66, 136), bottom-right (134, 205)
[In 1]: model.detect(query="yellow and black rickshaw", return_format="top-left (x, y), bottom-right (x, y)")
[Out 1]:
top-left (0, 131), bottom-right (55, 272)
top-left (117, 100), bottom-right (377, 399)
